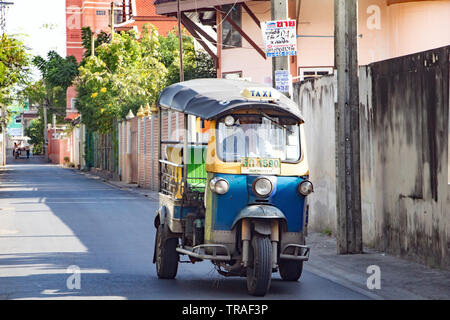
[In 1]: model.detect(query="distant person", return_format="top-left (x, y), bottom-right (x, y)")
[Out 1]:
top-left (13, 142), bottom-right (17, 157)
top-left (24, 142), bottom-right (30, 158)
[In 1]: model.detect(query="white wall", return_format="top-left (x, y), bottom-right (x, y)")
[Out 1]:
top-left (293, 75), bottom-right (338, 234)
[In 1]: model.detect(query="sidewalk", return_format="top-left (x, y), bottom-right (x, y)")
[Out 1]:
top-left (304, 232), bottom-right (450, 300)
top-left (76, 170), bottom-right (159, 201)
top-left (73, 169), bottom-right (450, 300)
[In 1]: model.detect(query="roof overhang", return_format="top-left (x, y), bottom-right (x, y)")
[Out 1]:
top-left (154, 0), bottom-right (249, 15)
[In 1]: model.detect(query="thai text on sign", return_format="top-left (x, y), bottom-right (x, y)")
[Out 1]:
top-left (261, 20), bottom-right (297, 57)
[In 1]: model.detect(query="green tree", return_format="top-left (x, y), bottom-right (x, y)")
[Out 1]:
top-left (0, 34), bottom-right (30, 100)
top-left (24, 118), bottom-right (45, 154)
top-left (30, 51), bottom-right (78, 121)
top-left (76, 25), bottom-right (216, 134)
top-left (158, 27), bottom-right (216, 84)
top-left (76, 26), bottom-right (168, 133)
top-left (81, 27), bottom-right (110, 59)
top-left (0, 34), bottom-right (30, 132)
top-left (33, 51), bottom-right (78, 90)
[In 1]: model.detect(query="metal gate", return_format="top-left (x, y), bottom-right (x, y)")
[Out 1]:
top-left (131, 130), bottom-right (138, 183)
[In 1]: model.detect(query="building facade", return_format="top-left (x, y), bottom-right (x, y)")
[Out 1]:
top-left (65, 0), bottom-right (177, 116)
top-left (154, 0), bottom-right (450, 84)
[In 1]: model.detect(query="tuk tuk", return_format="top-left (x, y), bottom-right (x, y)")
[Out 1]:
top-left (153, 79), bottom-right (312, 296)
top-left (12, 136), bottom-right (31, 159)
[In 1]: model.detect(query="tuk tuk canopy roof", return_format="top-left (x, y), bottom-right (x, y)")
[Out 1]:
top-left (157, 79), bottom-right (304, 122)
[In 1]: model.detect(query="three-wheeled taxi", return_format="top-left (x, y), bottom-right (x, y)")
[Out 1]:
top-left (153, 79), bottom-right (312, 296)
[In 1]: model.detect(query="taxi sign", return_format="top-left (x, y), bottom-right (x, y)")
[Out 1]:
top-left (240, 87), bottom-right (280, 101)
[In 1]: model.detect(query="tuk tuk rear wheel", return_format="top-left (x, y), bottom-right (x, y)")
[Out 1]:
top-left (279, 260), bottom-right (303, 281)
top-left (246, 235), bottom-right (272, 296)
top-left (155, 224), bottom-right (178, 279)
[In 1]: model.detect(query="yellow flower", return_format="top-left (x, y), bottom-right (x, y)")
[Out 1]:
top-left (91, 92), bottom-right (98, 98)
top-left (100, 108), bottom-right (104, 113)
top-left (100, 87), bottom-right (107, 93)
top-left (108, 103), bottom-right (112, 107)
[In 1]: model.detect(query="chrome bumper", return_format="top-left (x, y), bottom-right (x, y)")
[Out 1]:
top-left (279, 244), bottom-right (310, 261)
top-left (176, 244), bottom-right (232, 261)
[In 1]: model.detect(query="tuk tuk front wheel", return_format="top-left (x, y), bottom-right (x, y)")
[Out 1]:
top-left (155, 224), bottom-right (179, 279)
top-left (246, 235), bottom-right (272, 296)
top-left (279, 260), bottom-right (303, 281)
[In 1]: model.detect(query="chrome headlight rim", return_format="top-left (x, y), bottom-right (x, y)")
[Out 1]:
top-left (252, 177), bottom-right (273, 198)
top-left (298, 180), bottom-right (313, 196)
top-left (209, 177), bottom-right (229, 195)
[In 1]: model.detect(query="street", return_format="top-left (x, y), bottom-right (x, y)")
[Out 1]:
top-left (0, 157), bottom-right (370, 300)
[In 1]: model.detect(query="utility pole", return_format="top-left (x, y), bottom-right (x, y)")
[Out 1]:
top-left (0, 1), bottom-right (14, 34)
top-left (177, 0), bottom-right (184, 82)
top-left (216, 6), bottom-right (222, 78)
top-left (91, 31), bottom-right (95, 56)
top-left (110, 2), bottom-right (115, 40)
top-left (0, 104), bottom-right (6, 166)
top-left (43, 101), bottom-right (48, 161)
top-left (334, 0), bottom-right (362, 254)
top-left (270, 0), bottom-right (290, 91)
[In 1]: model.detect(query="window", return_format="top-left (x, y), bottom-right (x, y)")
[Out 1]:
top-left (298, 67), bottom-right (334, 81)
top-left (114, 9), bottom-right (123, 24)
top-left (217, 115), bottom-right (301, 162)
top-left (71, 98), bottom-right (78, 110)
top-left (222, 71), bottom-right (242, 79)
top-left (221, 4), bottom-right (242, 49)
top-left (15, 116), bottom-right (21, 124)
top-left (96, 10), bottom-right (106, 16)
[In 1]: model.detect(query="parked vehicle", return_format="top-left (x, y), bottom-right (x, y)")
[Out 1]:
top-left (153, 79), bottom-right (312, 296)
top-left (12, 137), bottom-right (31, 159)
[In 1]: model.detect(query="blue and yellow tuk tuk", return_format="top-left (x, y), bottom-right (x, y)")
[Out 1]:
top-left (153, 79), bottom-right (312, 296)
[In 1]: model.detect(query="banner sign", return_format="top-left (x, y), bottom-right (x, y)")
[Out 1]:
top-left (274, 70), bottom-right (291, 93)
top-left (261, 20), bottom-right (297, 57)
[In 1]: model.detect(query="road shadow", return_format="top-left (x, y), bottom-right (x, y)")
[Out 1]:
top-left (0, 159), bottom-right (369, 300)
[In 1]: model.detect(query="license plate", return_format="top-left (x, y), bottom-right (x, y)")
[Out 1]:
top-left (241, 157), bottom-right (281, 175)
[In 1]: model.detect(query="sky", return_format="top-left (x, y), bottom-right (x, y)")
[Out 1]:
top-left (5, 0), bottom-right (66, 78)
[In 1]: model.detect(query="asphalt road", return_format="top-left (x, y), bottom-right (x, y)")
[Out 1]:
top-left (0, 156), bottom-right (370, 300)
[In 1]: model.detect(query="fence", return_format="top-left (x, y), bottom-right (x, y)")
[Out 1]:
top-left (84, 123), bottom-right (119, 178)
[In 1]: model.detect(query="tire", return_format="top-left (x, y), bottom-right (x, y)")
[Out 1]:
top-left (155, 224), bottom-right (179, 279)
top-left (246, 235), bottom-right (272, 296)
top-left (279, 260), bottom-right (303, 281)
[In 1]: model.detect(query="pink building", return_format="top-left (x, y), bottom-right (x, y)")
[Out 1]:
top-left (154, 0), bottom-right (450, 83)
top-left (65, 0), bottom-right (177, 117)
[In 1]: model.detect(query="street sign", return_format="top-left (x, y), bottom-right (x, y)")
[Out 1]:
top-left (261, 20), bottom-right (297, 57)
top-left (274, 70), bottom-right (291, 94)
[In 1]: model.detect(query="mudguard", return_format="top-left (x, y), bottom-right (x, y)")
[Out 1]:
top-left (155, 205), bottom-right (168, 227)
top-left (231, 205), bottom-right (287, 230)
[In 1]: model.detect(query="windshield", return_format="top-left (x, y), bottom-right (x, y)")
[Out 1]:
top-left (217, 115), bottom-right (301, 162)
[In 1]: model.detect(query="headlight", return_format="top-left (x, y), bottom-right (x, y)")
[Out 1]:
top-left (224, 115), bottom-right (235, 126)
top-left (210, 177), bottom-right (229, 195)
top-left (253, 177), bottom-right (273, 197)
top-left (298, 180), bottom-right (313, 196)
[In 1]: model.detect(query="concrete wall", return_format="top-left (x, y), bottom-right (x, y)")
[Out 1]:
top-left (360, 46), bottom-right (449, 268)
top-left (293, 46), bottom-right (449, 269)
top-left (48, 128), bottom-right (71, 165)
top-left (293, 75), bottom-right (337, 234)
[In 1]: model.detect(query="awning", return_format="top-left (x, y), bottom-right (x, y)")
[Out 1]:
top-left (65, 112), bottom-right (80, 121)
top-left (154, 0), bottom-right (249, 15)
